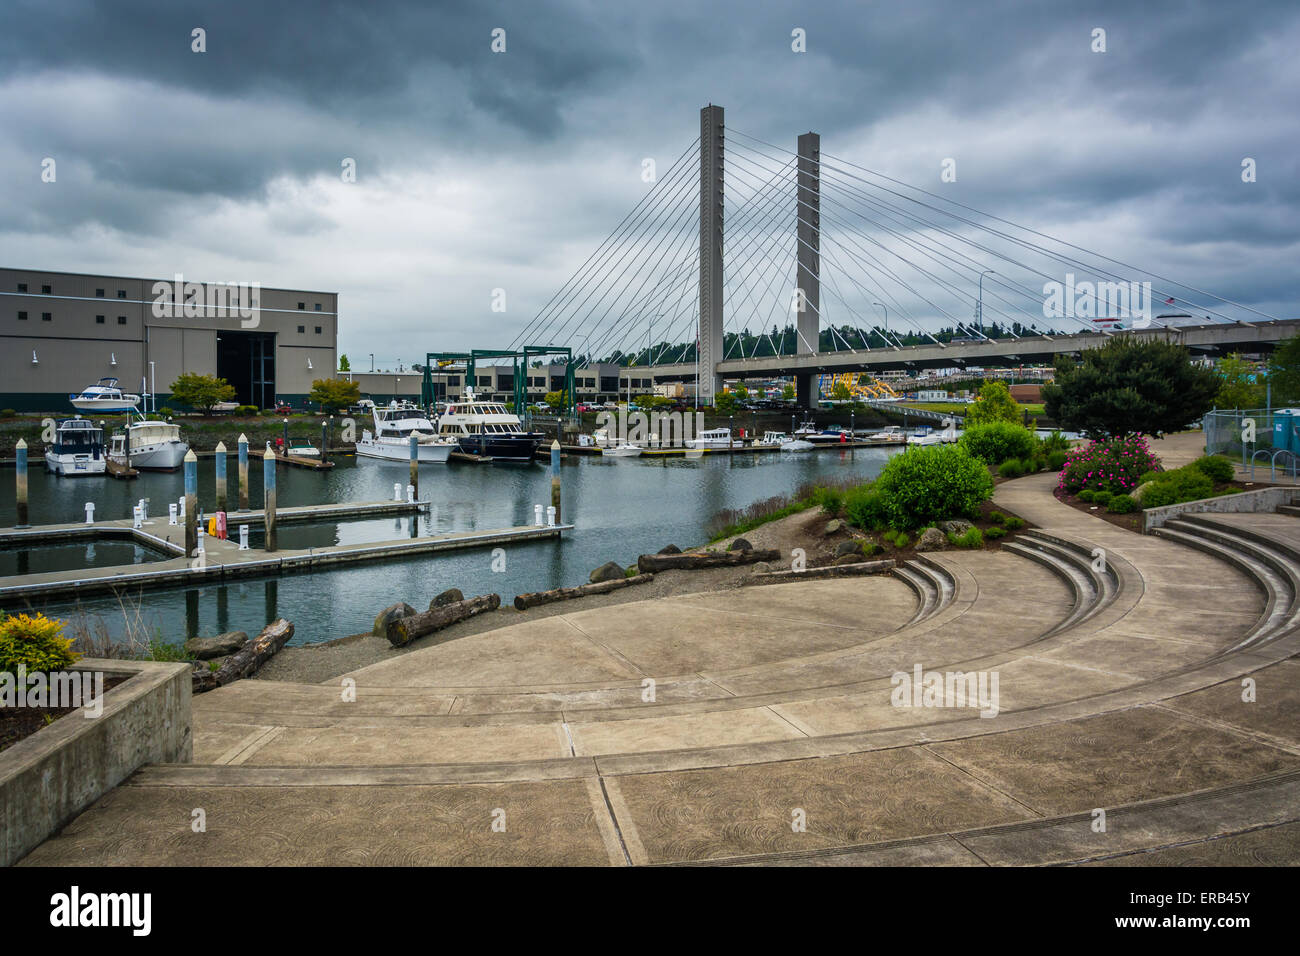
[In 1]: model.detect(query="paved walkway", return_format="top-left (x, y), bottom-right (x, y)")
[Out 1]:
top-left (18, 469), bottom-right (1300, 866)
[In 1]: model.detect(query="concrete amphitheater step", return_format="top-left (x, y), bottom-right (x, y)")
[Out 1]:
top-left (891, 555), bottom-right (956, 626)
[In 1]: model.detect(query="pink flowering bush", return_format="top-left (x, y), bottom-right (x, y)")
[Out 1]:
top-left (1057, 435), bottom-right (1162, 495)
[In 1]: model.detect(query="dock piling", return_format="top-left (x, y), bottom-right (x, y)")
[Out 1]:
top-left (322, 421), bottom-right (330, 466)
top-left (264, 446), bottom-right (277, 552)
top-left (183, 450), bottom-right (198, 558)
top-left (546, 505), bottom-right (556, 527)
top-left (215, 441), bottom-right (228, 513)
top-left (84, 502), bottom-right (94, 525)
top-left (550, 439), bottom-right (561, 523)
top-left (393, 483), bottom-right (401, 502)
top-left (409, 434), bottom-right (419, 499)
top-left (534, 504), bottom-right (544, 526)
top-left (169, 503), bottom-right (178, 525)
top-left (238, 433), bottom-right (249, 511)
top-left (14, 439), bottom-right (28, 528)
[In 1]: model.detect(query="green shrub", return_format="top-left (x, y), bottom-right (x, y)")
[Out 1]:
top-left (1140, 465), bottom-right (1214, 508)
top-left (988, 511), bottom-right (1006, 526)
top-left (0, 409), bottom-right (15, 418)
top-left (843, 486), bottom-right (887, 531)
top-left (861, 541), bottom-right (884, 557)
top-left (998, 459), bottom-right (1025, 479)
top-left (1107, 494), bottom-right (1136, 513)
top-left (1078, 489), bottom-right (1095, 502)
top-left (0, 613), bottom-right (79, 673)
top-left (1047, 450), bottom-right (1068, 470)
top-left (1039, 430), bottom-right (1071, 453)
top-left (1092, 490), bottom-right (1113, 507)
top-left (985, 526), bottom-right (1006, 539)
top-left (874, 445), bottom-right (995, 530)
top-left (812, 486), bottom-right (845, 516)
top-left (1191, 455), bottom-right (1235, 484)
top-left (1004, 515), bottom-right (1026, 530)
top-left (236, 404), bottom-right (259, 416)
top-left (890, 531), bottom-right (910, 549)
top-left (948, 527), bottom-right (984, 549)
top-left (959, 421), bottom-right (1037, 465)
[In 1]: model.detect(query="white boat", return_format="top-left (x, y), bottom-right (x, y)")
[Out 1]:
top-left (356, 401), bottom-right (454, 463)
top-left (69, 378), bottom-right (141, 413)
top-left (866, 426), bottom-right (907, 443)
top-left (436, 388), bottom-right (544, 462)
top-left (287, 439), bottom-right (320, 458)
top-left (120, 419), bottom-right (189, 470)
top-left (45, 418), bottom-right (106, 476)
top-left (602, 443), bottom-right (643, 458)
top-left (212, 401), bottom-right (240, 414)
top-left (684, 427), bottom-right (733, 450)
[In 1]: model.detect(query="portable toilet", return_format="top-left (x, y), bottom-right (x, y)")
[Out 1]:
top-left (1272, 409), bottom-right (1300, 453)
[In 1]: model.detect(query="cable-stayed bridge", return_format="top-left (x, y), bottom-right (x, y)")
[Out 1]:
top-left (503, 105), bottom-right (1298, 408)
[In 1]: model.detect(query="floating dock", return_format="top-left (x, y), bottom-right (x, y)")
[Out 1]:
top-left (0, 500), bottom-right (571, 604)
top-left (538, 437), bottom-right (908, 459)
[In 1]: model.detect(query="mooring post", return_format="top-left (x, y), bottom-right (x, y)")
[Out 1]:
top-left (321, 420), bottom-right (330, 466)
top-left (14, 438), bottom-right (28, 528)
top-left (851, 409), bottom-right (855, 459)
top-left (237, 433), bottom-right (249, 511)
top-left (409, 433), bottom-right (419, 499)
top-left (263, 446), bottom-right (277, 551)
top-left (215, 441), bottom-right (227, 513)
top-left (282, 417), bottom-right (289, 450)
top-left (550, 439), bottom-right (561, 523)
top-left (184, 449), bottom-right (198, 558)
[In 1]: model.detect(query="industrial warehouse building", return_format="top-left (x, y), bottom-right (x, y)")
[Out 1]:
top-left (0, 267), bottom-right (337, 412)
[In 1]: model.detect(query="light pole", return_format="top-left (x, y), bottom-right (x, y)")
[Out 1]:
top-left (977, 271), bottom-right (995, 335)
top-left (369, 353), bottom-right (375, 372)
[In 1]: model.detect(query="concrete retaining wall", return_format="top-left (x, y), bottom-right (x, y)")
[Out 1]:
top-left (1, 658), bottom-right (191, 866)
top-left (1143, 485), bottom-right (1300, 532)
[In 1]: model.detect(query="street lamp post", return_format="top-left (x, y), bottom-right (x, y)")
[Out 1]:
top-left (977, 271), bottom-right (995, 335)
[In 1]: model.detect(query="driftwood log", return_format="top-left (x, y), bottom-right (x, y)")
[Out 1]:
top-left (514, 573), bottom-right (654, 610)
top-left (205, 618), bottom-right (295, 689)
top-left (745, 558), bottom-right (896, 585)
top-left (638, 548), bottom-right (779, 573)
top-left (386, 594), bottom-right (500, 647)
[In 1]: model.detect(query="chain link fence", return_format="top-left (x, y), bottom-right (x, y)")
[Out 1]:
top-left (1204, 408), bottom-right (1300, 480)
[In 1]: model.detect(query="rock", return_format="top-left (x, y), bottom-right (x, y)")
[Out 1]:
top-left (729, 537), bottom-right (753, 552)
top-left (589, 561), bottom-right (626, 584)
top-left (1131, 481), bottom-right (1156, 504)
top-left (824, 519), bottom-right (844, 535)
top-left (916, 527), bottom-right (948, 552)
top-left (751, 561), bottom-right (772, 574)
top-left (184, 630), bottom-right (248, 661)
top-left (940, 519), bottom-right (973, 536)
top-left (657, 544), bottom-right (682, 555)
top-left (373, 603), bottom-right (416, 637)
top-left (833, 554), bottom-right (864, 566)
top-left (834, 540), bottom-right (862, 558)
top-left (430, 588), bottom-right (464, 608)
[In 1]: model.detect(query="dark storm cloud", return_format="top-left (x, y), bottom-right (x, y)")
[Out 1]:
top-left (0, 0), bottom-right (1296, 356)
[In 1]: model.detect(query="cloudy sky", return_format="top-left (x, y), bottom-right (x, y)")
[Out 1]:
top-left (2, 0), bottom-right (1297, 368)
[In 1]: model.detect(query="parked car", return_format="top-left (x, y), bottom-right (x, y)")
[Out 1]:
top-left (274, 401), bottom-right (294, 414)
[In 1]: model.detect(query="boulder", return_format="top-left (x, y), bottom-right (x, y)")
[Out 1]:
top-left (657, 544), bottom-right (682, 555)
top-left (916, 527), bottom-right (948, 552)
top-left (833, 554), bottom-right (864, 566)
top-left (940, 519), bottom-right (973, 536)
top-left (1131, 481), bottom-right (1156, 504)
top-left (824, 519), bottom-right (844, 535)
top-left (589, 561), bottom-right (626, 584)
top-left (373, 603), bottom-right (416, 638)
top-left (184, 630), bottom-right (248, 661)
top-left (430, 588), bottom-right (464, 608)
top-left (729, 537), bottom-right (753, 552)
top-left (751, 561), bottom-right (772, 574)
top-left (834, 540), bottom-right (862, 558)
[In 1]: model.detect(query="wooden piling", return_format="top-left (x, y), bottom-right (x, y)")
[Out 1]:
top-left (238, 433), bottom-right (249, 511)
top-left (263, 446), bottom-right (277, 551)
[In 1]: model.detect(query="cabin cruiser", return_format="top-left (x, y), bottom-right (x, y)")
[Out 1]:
top-left (45, 418), bottom-right (106, 476)
top-left (761, 430), bottom-right (814, 452)
top-left (684, 427), bottom-right (733, 450)
top-left (357, 401), bottom-right (454, 463)
top-left (68, 378), bottom-right (141, 413)
top-left (601, 443), bottom-right (643, 458)
top-left (866, 426), bottom-right (907, 443)
top-left (906, 424), bottom-right (959, 446)
top-left (114, 418), bottom-right (189, 470)
top-left (436, 388), bottom-right (544, 462)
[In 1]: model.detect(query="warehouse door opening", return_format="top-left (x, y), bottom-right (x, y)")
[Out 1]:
top-left (216, 331), bottom-right (276, 408)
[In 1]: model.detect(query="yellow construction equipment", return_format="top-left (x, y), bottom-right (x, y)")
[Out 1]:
top-left (820, 372), bottom-right (897, 400)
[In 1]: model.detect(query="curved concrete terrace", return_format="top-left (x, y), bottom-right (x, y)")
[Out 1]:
top-left (20, 470), bottom-right (1300, 866)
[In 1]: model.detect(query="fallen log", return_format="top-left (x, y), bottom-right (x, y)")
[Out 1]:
top-left (209, 618), bottom-right (295, 687)
top-left (514, 573), bottom-right (654, 610)
top-left (386, 593), bottom-right (500, 647)
top-left (637, 548), bottom-right (779, 573)
top-left (744, 558), bottom-right (895, 585)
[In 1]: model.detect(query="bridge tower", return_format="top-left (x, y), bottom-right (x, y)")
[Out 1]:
top-left (698, 104), bottom-right (725, 405)
top-left (794, 131), bottom-right (821, 409)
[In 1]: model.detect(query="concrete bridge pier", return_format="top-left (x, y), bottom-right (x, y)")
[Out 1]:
top-left (795, 372), bottom-right (818, 411)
